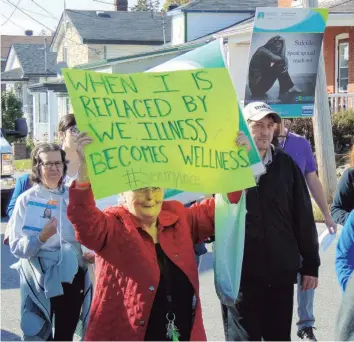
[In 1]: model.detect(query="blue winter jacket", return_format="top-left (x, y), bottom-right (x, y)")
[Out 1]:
top-left (336, 211), bottom-right (354, 291)
top-left (6, 173), bottom-right (30, 218)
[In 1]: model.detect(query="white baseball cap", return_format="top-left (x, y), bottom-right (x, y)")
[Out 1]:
top-left (243, 102), bottom-right (281, 124)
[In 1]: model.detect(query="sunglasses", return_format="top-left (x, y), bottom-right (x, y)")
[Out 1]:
top-left (133, 187), bottom-right (161, 194)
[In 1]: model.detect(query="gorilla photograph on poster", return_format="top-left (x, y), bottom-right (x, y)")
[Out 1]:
top-left (245, 33), bottom-right (324, 106)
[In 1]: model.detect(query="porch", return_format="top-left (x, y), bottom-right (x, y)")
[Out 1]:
top-left (328, 93), bottom-right (354, 113)
top-left (28, 80), bottom-right (66, 143)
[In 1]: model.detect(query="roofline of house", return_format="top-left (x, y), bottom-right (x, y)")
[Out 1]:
top-left (168, 8), bottom-right (255, 16)
top-left (50, 12), bottom-right (65, 50)
top-left (213, 12), bottom-right (354, 41)
top-left (1, 78), bottom-right (29, 83)
top-left (28, 82), bottom-right (66, 93)
top-left (75, 13), bottom-right (256, 71)
top-left (75, 40), bottom-right (209, 70)
top-left (183, 9), bottom-right (255, 13)
top-left (1, 72), bottom-right (57, 81)
top-left (82, 39), bottom-right (167, 45)
top-left (4, 45), bottom-right (16, 70)
top-left (50, 10), bottom-right (171, 50)
top-left (24, 72), bottom-right (57, 77)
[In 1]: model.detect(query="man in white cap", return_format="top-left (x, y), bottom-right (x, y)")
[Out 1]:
top-left (274, 119), bottom-right (336, 341)
top-left (221, 102), bottom-right (320, 341)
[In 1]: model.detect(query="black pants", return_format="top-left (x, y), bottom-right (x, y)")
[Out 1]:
top-left (222, 283), bottom-right (294, 341)
top-left (49, 268), bottom-right (85, 341)
top-left (249, 61), bottom-right (294, 97)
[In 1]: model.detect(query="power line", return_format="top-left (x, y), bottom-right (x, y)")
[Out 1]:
top-left (30, 0), bottom-right (58, 20)
top-left (21, 7), bottom-right (58, 18)
top-left (92, 0), bottom-right (162, 11)
top-left (4, 0), bottom-right (102, 56)
top-left (0, 12), bottom-right (25, 30)
top-left (92, 0), bottom-right (137, 9)
top-left (329, 0), bottom-right (352, 8)
top-left (1, 0), bottom-right (21, 26)
top-left (0, 0), bottom-right (55, 18)
top-left (92, 0), bottom-right (115, 5)
top-left (4, 0), bottom-right (56, 31)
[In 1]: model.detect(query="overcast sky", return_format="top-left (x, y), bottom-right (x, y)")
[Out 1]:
top-left (0, 0), bottom-right (162, 35)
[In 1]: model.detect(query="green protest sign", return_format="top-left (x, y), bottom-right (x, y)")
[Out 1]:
top-left (63, 68), bottom-right (255, 199)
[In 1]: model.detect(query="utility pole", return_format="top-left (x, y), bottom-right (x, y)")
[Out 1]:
top-left (161, 11), bottom-right (166, 45)
top-left (302, 0), bottom-right (338, 202)
top-left (44, 37), bottom-right (48, 73)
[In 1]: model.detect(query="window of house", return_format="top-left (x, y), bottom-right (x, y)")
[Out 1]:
top-left (65, 97), bottom-right (71, 115)
top-left (39, 92), bottom-right (48, 123)
top-left (338, 41), bottom-right (349, 92)
top-left (63, 45), bottom-right (68, 63)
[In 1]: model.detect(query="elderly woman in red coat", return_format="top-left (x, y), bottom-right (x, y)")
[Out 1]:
top-left (67, 132), bottom-right (250, 341)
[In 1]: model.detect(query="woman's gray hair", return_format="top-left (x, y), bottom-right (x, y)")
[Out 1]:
top-left (30, 143), bottom-right (67, 186)
top-left (118, 194), bottom-right (126, 205)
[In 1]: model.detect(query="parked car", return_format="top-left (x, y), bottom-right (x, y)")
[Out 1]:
top-left (0, 119), bottom-right (27, 216)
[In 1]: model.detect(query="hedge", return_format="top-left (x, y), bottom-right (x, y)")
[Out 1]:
top-left (289, 109), bottom-right (354, 153)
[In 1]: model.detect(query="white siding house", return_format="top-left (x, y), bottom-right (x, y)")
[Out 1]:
top-left (168, 0), bottom-right (278, 46)
top-left (186, 12), bottom-right (251, 42)
top-left (172, 13), bottom-right (185, 45)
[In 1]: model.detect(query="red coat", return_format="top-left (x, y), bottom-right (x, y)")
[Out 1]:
top-left (67, 185), bottom-right (241, 341)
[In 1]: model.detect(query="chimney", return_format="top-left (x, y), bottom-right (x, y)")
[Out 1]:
top-left (115, 0), bottom-right (128, 11)
top-left (168, 4), bottom-right (179, 11)
top-left (278, 0), bottom-right (292, 7)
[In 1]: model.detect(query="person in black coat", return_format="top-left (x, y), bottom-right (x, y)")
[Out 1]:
top-left (331, 147), bottom-right (354, 226)
top-left (222, 102), bottom-right (320, 342)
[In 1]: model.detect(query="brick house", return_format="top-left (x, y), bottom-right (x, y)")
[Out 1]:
top-left (320, 0), bottom-right (353, 110)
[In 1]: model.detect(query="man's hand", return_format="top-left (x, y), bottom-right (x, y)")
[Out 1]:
top-left (324, 216), bottom-right (337, 234)
top-left (236, 131), bottom-right (251, 152)
top-left (302, 275), bottom-right (318, 291)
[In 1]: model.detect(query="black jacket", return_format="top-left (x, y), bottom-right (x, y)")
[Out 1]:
top-left (241, 147), bottom-right (320, 286)
top-left (331, 167), bottom-right (354, 226)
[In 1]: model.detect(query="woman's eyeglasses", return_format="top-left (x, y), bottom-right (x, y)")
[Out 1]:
top-left (67, 126), bottom-right (80, 136)
top-left (133, 187), bottom-right (161, 194)
top-left (40, 161), bottom-right (65, 169)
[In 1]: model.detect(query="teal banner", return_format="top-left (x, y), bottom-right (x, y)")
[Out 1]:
top-left (245, 7), bottom-right (328, 118)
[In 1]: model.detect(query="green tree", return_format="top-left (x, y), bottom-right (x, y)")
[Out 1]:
top-left (131, 0), bottom-right (160, 12)
top-left (163, 0), bottom-right (190, 11)
top-left (1, 91), bottom-right (23, 144)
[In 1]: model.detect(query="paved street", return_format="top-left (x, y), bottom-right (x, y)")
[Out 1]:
top-left (1, 219), bottom-right (342, 341)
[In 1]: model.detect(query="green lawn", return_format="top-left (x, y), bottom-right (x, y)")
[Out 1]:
top-left (14, 159), bottom-right (31, 171)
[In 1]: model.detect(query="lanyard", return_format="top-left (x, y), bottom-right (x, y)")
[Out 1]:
top-left (156, 246), bottom-right (180, 341)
